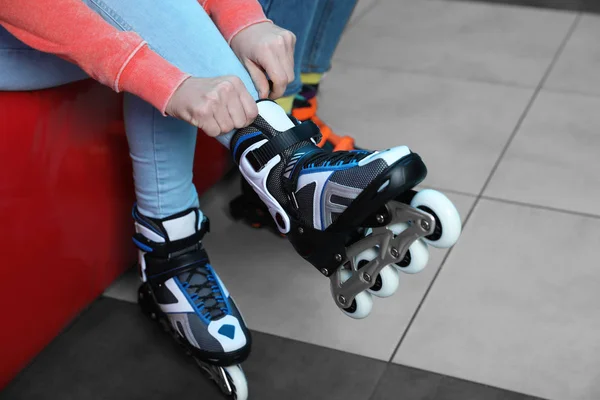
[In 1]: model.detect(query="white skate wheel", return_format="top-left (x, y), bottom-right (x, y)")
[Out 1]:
top-left (389, 224), bottom-right (430, 274)
top-left (224, 365), bottom-right (248, 400)
top-left (410, 189), bottom-right (461, 249)
top-left (355, 248), bottom-right (399, 297)
top-left (339, 269), bottom-right (373, 319)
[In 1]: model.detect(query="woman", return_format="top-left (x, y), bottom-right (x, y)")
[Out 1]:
top-left (0, 1), bottom-right (461, 397)
top-left (0, 0), bottom-right (295, 396)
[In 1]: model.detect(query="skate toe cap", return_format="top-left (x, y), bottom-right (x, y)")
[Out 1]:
top-left (358, 145), bottom-right (411, 167)
top-left (208, 315), bottom-right (249, 352)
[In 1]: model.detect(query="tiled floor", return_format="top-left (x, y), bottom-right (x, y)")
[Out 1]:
top-left (453, 0), bottom-right (600, 14)
top-left (6, 0), bottom-right (600, 399)
top-left (1, 298), bottom-right (542, 400)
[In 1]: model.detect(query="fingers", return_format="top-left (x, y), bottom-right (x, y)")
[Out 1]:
top-left (227, 93), bottom-right (247, 129)
top-left (282, 30), bottom-right (296, 85)
top-left (189, 96), bottom-right (220, 137)
top-left (197, 116), bottom-right (220, 138)
top-left (167, 76), bottom-right (259, 137)
top-left (246, 61), bottom-right (270, 99)
top-left (268, 63), bottom-right (288, 99)
top-left (257, 50), bottom-right (286, 99)
top-left (213, 95), bottom-right (234, 134)
top-left (203, 77), bottom-right (259, 136)
top-left (263, 31), bottom-right (296, 99)
top-left (232, 77), bottom-right (259, 124)
top-left (227, 78), bottom-right (257, 128)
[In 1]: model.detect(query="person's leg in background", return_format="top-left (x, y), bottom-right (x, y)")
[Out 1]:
top-left (259, 0), bottom-right (359, 150)
top-left (293, 0), bottom-right (359, 151)
top-left (257, 0), bottom-right (319, 114)
top-left (299, 0), bottom-right (358, 99)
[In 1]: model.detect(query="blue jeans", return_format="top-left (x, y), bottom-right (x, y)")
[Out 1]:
top-left (260, 0), bottom-right (358, 97)
top-left (0, 0), bottom-right (259, 219)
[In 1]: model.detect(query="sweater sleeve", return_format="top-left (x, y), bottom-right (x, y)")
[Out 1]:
top-left (200, 0), bottom-right (271, 44)
top-left (0, 0), bottom-right (190, 114)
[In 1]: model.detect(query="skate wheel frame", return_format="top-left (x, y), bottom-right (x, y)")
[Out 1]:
top-left (329, 200), bottom-right (435, 310)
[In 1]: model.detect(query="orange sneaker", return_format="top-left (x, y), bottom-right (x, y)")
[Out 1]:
top-left (292, 96), bottom-right (356, 152)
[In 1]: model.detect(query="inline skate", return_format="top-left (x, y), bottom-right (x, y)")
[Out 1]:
top-left (133, 206), bottom-right (250, 399)
top-left (230, 100), bottom-right (461, 319)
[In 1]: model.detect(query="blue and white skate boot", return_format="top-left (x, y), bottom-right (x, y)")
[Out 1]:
top-left (231, 100), bottom-right (462, 319)
top-left (133, 206), bottom-right (249, 400)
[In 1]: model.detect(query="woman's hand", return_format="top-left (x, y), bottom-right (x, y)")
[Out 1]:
top-left (165, 76), bottom-right (258, 137)
top-left (230, 22), bottom-right (296, 100)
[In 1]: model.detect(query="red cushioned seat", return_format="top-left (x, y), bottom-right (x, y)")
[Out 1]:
top-left (0, 80), bottom-right (229, 388)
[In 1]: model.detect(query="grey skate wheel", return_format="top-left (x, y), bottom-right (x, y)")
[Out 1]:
top-left (389, 223), bottom-right (430, 274)
top-left (338, 269), bottom-right (373, 319)
top-left (410, 189), bottom-right (461, 249)
top-left (355, 248), bottom-right (399, 298)
top-left (224, 365), bottom-right (248, 400)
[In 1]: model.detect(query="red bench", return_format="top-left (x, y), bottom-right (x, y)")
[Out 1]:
top-left (0, 80), bottom-right (229, 388)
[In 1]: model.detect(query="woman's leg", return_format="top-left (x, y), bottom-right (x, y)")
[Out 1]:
top-left (77, 0), bottom-right (259, 381)
top-left (83, 0), bottom-right (260, 219)
top-left (0, 26), bottom-right (88, 90)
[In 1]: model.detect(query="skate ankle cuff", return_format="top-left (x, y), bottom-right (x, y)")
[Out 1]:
top-left (242, 120), bottom-right (321, 170)
top-left (133, 217), bottom-right (210, 259)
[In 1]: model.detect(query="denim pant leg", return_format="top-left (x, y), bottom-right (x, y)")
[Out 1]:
top-left (259, 0), bottom-right (320, 97)
top-left (301, 0), bottom-right (358, 74)
top-left (83, 0), bottom-right (260, 219)
top-left (0, 26), bottom-right (88, 90)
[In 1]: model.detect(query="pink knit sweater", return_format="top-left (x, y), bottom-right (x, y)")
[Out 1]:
top-left (0, 0), bottom-right (269, 114)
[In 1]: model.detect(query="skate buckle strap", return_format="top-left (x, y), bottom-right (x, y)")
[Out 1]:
top-left (145, 246), bottom-right (209, 283)
top-left (247, 120), bottom-right (321, 172)
top-left (133, 217), bottom-right (211, 259)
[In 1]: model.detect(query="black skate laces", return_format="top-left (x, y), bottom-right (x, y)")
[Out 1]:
top-left (300, 149), bottom-right (370, 170)
top-left (179, 264), bottom-right (228, 321)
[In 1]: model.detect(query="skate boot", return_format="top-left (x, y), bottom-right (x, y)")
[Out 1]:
top-left (229, 92), bottom-right (358, 233)
top-left (230, 100), bottom-right (462, 319)
top-left (133, 206), bottom-right (250, 400)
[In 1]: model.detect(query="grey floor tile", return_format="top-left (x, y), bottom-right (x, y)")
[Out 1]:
top-left (318, 64), bottom-right (533, 195)
top-left (1, 297), bottom-right (224, 400)
top-left (545, 15), bottom-right (600, 96)
top-left (246, 331), bottom-right (386, 400)
top-left (394, 199), bottom-right (600, 400)
top-left (203, 190), bottom-right (475, 361)
top-left (371, 365), bottom-right (444, 400)
top-left (370, 364), bottom-right (544, 400)
top-left (334, 0), bottom-right (575, 86)
top-left (349, 0), bottom-right (379, 25)
top-left (102, 266), bottom-right (138, 303)
top-left (448, 0), bottom-right (600, 14)
top-left (484, 90), bottom-right (600, 215)
top-left (2, 297), bottom-right (387, 400)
